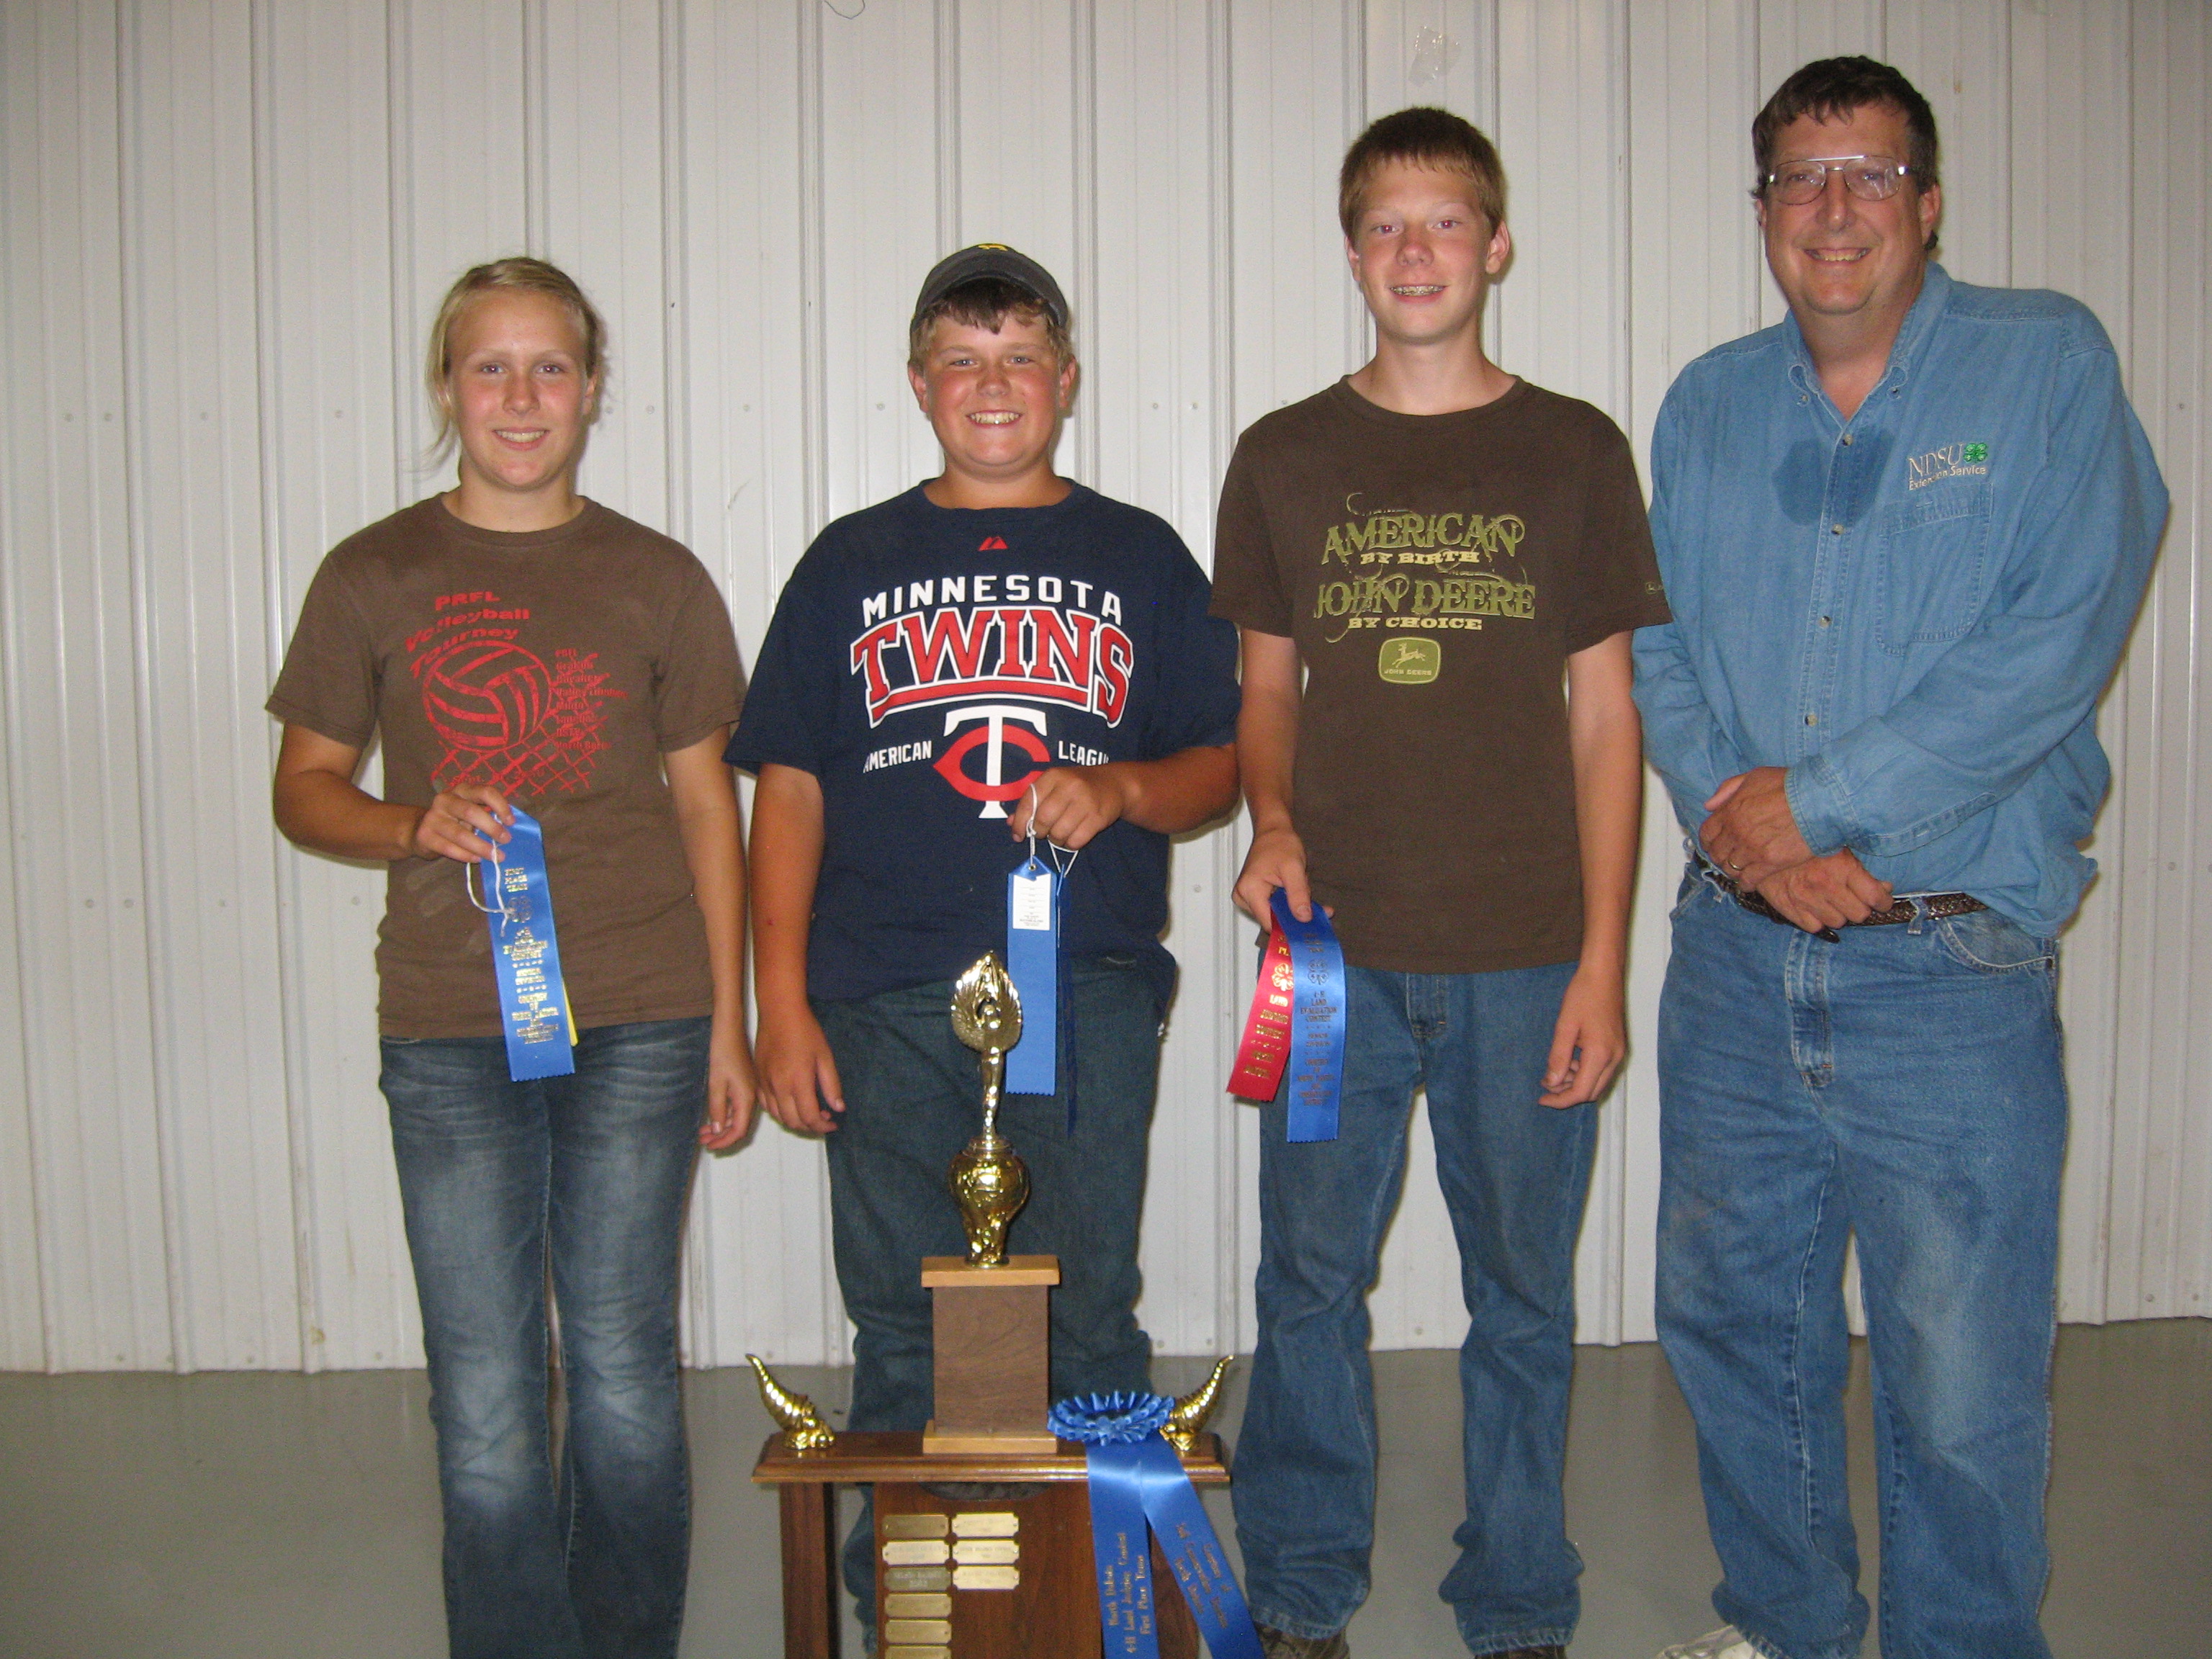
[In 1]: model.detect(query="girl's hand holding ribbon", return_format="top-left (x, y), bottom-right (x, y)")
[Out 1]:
top-left (412, 782), bottom-right (516, 863)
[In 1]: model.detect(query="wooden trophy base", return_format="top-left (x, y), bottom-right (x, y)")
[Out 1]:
top-left (752, 1431), bottom-right (1228, 1659)
top-left (919, 1255), bottom-right (1058, 1455)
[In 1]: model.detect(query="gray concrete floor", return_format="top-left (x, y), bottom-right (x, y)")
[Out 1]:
top-left (1, 1323), bottom-right (2205, 1658)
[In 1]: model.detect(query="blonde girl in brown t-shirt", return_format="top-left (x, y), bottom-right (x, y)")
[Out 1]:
top-left (269, 258), bottom-right (751, 1658)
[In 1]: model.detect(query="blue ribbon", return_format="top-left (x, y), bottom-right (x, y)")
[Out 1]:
top-left (1050, 1392), bottom-right (1263, 1659)
top-left (1269, 891), bottom-right (1346, 1143)
top-left (481, 809), bottom-right (577, 1082)
top-left (1005, 856), bottom-right (1061, 1098)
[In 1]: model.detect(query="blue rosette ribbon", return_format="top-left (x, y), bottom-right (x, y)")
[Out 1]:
top-left (1049, 1390), bottom-right (1263, 1659)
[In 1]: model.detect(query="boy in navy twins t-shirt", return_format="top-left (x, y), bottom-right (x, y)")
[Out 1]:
top-left (727, 246), bottom-right (1239, 1622)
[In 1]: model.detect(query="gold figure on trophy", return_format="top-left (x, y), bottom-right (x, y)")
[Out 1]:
top-left (946, 951), bottom-right (1032, 1267)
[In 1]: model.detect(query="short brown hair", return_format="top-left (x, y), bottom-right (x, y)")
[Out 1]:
top-left (1752, 56), bottom-right (1941, 199)
top-left (907, 276), bottom-right (1075, 372)
top-left (425, 257), bottom-right (606, 454)
top-left (1339, 107), bottom-right (1506, 239)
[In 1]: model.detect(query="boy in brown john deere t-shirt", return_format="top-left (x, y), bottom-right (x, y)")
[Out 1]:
top-left (1209, 108), bottom-right (1669, 1659)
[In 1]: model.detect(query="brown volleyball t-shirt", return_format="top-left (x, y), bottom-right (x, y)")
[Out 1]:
top-left (1210, 378), bottom-right (1669, 974)
top-left (269, 497), bottom-right (745, 1038)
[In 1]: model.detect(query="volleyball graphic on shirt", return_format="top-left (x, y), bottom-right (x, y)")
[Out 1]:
top-left (416, 637), bottom-right (554, 752)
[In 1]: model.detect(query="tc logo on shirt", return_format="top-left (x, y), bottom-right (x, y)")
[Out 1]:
top-left (933, 704), bottom-right (1051, 818)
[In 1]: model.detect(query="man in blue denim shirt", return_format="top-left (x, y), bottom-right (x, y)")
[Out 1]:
top-left (1634, 58), bottom-right (2166, 1659)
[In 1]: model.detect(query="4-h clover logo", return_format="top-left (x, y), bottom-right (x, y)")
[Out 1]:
top-left (1964, 443), bottom-right (1990, 463)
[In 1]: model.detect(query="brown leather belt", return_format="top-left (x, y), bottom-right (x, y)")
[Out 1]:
top-left (1706, 863), bottom-right (1987, 933)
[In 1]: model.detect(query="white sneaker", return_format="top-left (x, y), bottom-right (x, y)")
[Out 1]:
top-left (1655, 1629), bottom-right (1759, 1659)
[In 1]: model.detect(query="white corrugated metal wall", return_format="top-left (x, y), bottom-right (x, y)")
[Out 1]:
top-left (1, 0), bottom-right (2202, 1373)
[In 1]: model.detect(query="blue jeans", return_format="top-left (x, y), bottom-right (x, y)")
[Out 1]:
top-left (382, 1017), bottom-right (706, 1659)
top-left (1232, 961), bottom-right (1596, 1656)
top-left (1655, 872), bottom-right (2066, 1659)
top-left (815, 957), bottom-right (1164, 1622)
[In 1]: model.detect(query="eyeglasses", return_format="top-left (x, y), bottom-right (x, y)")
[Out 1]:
top-left (1763, 154), bottom-right (1912, 205)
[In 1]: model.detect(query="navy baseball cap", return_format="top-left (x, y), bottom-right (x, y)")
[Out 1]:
top-left (910, 243), bottom-right (1070, 335)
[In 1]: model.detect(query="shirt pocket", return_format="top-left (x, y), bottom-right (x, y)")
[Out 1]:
top-left (1876, 481), bottom-right (1993, 653)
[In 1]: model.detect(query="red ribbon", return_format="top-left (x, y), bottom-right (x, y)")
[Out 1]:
top-left (1226, 922), bottom-right (1297, 1101)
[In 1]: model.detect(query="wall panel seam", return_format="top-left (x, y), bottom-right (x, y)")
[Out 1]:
top-left (248, 0), bottom-right (325, 1377)
top-left (1601, 0), bottom-right (1631, 1343)
top-left (2093, 0), bottom-right (2141, 1322)
top-left (114, 0), bottom-right (192, 1375)
top-left (1208, 0), bottom-right (1241, 1356)
top-left (1070, 0), bottom-right (1100, 487)
top-left (660, 0), bottom-right (690, 549)
top-left (796, 0), bottom-right (827, 547)
top-left (935, 0), bottom-right (961, 254)
top-left (791, 0), bottom-right (838, 1357)
top-left (524, 0), bottom-right (548, 256)
top-left (385, 0), bottom-right (416, 502)
top-left (1345, 0), bottom-right (1368, 367)
top-left (0, 0), bottom-right (53, 1373)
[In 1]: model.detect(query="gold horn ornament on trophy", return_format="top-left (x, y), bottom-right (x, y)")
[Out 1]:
top-left (745, 1354), bottom-right (837, 1452)
top-left (1163, 1355), bottom-right (1236, 1455)
top-left (946, 950), bottom-right (1032, 1267)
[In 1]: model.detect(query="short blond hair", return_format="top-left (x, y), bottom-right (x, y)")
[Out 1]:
top-left (424, 257), bottom-right (606, 455)
top-left (1338, 107), bottom-right (1507, 239)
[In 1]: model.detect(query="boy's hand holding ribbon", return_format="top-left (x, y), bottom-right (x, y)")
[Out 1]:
top-left (1226, 888), bottom-right (1346, 1143)
top-left (1009, 765), bottom-right (1131, 852)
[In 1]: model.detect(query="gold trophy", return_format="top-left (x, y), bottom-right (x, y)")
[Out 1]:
top-left (920, 950), bottom-right (1060, 1454)
top-left (946, 951), bottom-right (1031, 1266)
top-left (751, 947), bottom-right (1239, 1657)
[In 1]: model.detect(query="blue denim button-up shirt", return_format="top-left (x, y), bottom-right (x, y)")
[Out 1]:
top-left (1635, 264), bottom-right (2167, 933)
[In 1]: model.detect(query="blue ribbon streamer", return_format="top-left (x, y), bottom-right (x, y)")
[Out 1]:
top-left (1051, 1392), bottom-right (1264, 1659)
top-left (1269, 891), bottom-right (1346, 1143)
top-left (1005, 856), bottom-right (1060, 1098)
top-left (481, 809), bottom-right (577, 1082)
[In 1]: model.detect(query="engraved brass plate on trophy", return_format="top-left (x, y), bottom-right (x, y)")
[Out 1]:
top-left (884, 1648), bottom-right (950, 1659)
top-left (950, 1510), bottom-right (1018, 1537)
top-left (881, 1539), bottom-right (952, 1565)
top-left (883, 1565), bottom-right (953, 1592)
top-left (884, 1513), bottom-right (950, 1539)
top-left (885, 1593), bottom-right (953, 1619)
top-left (953, 1563), bottom-right (1020, 1590)
top-left (951, 1537), bottom-right (1020, 1565)
top-left (885, 1619), bottom-right (954, 1644)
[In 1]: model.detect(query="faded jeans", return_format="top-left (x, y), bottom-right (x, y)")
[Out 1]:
top-left (382, 1017), bottom-right (706, 1659)
top-left (1656, 871), bottom-right (2065, 1659)
top-left (1231, 961), bottom-right (1596, 1657)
